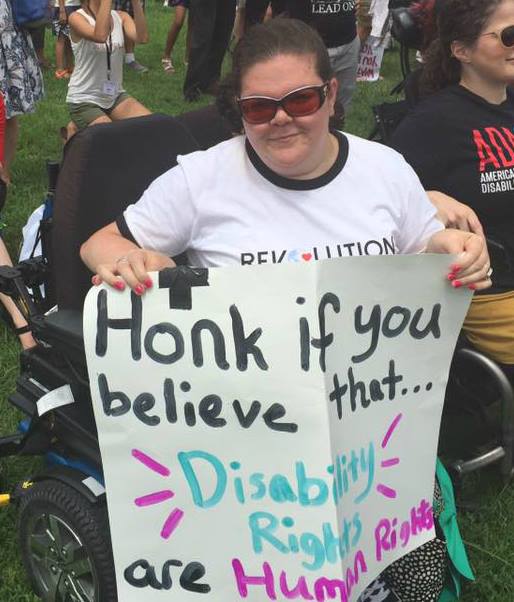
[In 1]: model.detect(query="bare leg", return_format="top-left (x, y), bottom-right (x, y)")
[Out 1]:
top-left (60, 121), bottom-right (79, 143)
top-left (164, 6), bottom-right (186, 58)
top-left (55, 34), bottom-right (66, 72)
top-left (88, 115), bottom-right (113, 126)
top-left (125, 38), bottom-right (135, 55)
top-left (110, 97), bottom-right (151, 120)
top-left (0, 238), bottom-right (36, 349)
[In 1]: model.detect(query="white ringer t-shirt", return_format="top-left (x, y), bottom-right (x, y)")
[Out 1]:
top-left (119, 131), bottom-right (442, 268)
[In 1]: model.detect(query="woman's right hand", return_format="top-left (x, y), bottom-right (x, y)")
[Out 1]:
top-left (93, 248), bottom-right (176, 294)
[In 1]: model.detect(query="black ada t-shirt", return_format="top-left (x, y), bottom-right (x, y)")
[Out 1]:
top-left (285, 0), bottom-right (357, 48)
top-left (392, 84), bottom-right (514, 291)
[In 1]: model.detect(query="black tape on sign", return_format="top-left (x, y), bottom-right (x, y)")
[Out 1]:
top-left (159, 266), bottom-right (210, 310)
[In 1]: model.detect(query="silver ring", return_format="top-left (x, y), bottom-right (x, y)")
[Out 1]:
top-left (486, 267), bottom-right (493, 278)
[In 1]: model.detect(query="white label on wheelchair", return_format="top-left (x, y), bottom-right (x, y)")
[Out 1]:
top-left (82, 476), bottom-right (106, 497)
top-left (36, 383), bottom-right (75, 416)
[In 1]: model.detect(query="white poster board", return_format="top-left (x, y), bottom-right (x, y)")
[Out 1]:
top-left (83, 256), bottom-right (471, 601)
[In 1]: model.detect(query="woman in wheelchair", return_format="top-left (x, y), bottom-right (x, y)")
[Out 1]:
top-left (66, 0), bottom-right (151, 131)
top-left (81, 17), bottom-right (489, 601)
top-left (392, 0), bottom-right (514, 370)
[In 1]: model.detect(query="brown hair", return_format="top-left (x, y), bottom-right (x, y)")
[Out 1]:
top-left (217, 18), bottom-right (342, 133)
top-left (421, 0), bottom-right (502, 93)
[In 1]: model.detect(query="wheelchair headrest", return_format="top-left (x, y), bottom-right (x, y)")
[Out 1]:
top-left (390, 0), bottom-right (446, 51)
top-left (52, 113), bottom-right (202, 310)
top-left (391, 7), bottom-right (423, 50)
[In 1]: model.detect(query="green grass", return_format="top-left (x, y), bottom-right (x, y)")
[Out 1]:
top-left (1, 5), bottom-right (514, 600)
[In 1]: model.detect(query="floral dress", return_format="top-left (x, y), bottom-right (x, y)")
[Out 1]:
top-left (0, 0), bottom-right (44, 119)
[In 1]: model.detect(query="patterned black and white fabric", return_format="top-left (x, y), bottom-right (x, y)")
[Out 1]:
top-left (358, 482), bottom-right (447, 602)
top-left (358, 576), bottom-right (400, 602)
top-left (0, 1), bottom-right (43, 119)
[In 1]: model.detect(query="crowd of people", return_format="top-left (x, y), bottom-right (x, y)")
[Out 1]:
top-left (1, 0), bottom-right (514, 599)
top-left (27, 1), bottom-right (376, 114)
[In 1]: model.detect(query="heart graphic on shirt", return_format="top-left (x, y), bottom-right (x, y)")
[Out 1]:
top-left (302, 253), bottom-right (313, 262)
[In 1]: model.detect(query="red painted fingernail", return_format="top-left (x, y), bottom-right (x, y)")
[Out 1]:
top-left (450, 264), bottom-right (461, 273)
top-left (144, 278), bottom-right (153, 288)
top-left (135, 284), bottom-right (145, 295)
top-left (114, 280), bottom-right (125, 291)
top-left (452, 280), bottom-right (462, 288)
top-left (468, 284), bottom-right (477, 291)
top-left (447, 273), bottom-right (456, 281)
top-left (92, 275), bottom-right (100, 286)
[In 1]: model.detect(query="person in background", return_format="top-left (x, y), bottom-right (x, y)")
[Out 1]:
top-left (0, 94), bottom-right (36, 350)
top-left (183, 0), bottom-right (237, 102)
top-left (0, 1), bottom-right (43, 348)
top-left (0, 0), bottom-right (44, 187)
top-left (53, 0), bottom-right (81, 79)
top-left (66, 0), bottom-right (150, 130)
top-left (28, 23), bottom-right (50, 69)
top-left (285, 0), bottom-right (361, 114)
top-left (114, 0), bottom-right (148, 72)
top-left (392, 0), bottom-right (514, 370)
top-left (161, 0), bottom-right (190, 74)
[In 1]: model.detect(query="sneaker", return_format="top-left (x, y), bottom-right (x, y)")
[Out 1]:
top-left (126, 60), bottom-right (148, 73)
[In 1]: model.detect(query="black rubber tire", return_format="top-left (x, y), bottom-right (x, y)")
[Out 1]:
top-left (18, 479), bottom-right (117, 602)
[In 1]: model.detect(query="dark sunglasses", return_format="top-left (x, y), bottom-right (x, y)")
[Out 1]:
top-left (237, 83), bottom-right (330, 125)
top-left (481, 24), bottom-right (514, 48)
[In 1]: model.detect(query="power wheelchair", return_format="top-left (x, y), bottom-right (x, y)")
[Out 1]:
top-left (0, 109), bottom-right (233, 601)
top-left (0, 104), bottom-right (512, 601)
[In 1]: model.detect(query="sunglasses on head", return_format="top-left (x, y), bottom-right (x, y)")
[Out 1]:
top-left (237, 83), bottom-right (330, 125)
top-left (481, 24), bottom-right (514, 48)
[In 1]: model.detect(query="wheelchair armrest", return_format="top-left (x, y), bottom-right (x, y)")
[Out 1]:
top-left (38, 309), bottom-right (85, 365)
top-left (455, 347), bottom-right (514, 475)
top-left (455, 347), bottom-right (514, 403)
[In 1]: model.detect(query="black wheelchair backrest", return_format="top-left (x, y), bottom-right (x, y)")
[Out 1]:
top-left (51, 110), bottom-right (231, 311)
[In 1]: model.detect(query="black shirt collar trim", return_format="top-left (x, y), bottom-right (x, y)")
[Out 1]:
top-left (245, 130), bottom-right (349, 191)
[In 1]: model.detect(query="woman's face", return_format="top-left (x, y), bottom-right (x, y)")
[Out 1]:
top-left (456, 0), bottom-right (514, 86)
top-left (239, 53), bottom-right (337, 179)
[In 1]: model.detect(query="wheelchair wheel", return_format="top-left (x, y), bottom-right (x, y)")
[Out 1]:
top-left (18, 479), bottom-right (117, 602)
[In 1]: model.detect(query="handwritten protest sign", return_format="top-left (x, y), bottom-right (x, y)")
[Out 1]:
top-left (83, 255), bottom-right (471, 601)
top-left (357, 36), bottom-right (387, 82)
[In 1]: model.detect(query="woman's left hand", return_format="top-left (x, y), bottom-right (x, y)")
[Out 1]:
top-left (426, 229), bottom-right (492, 291)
